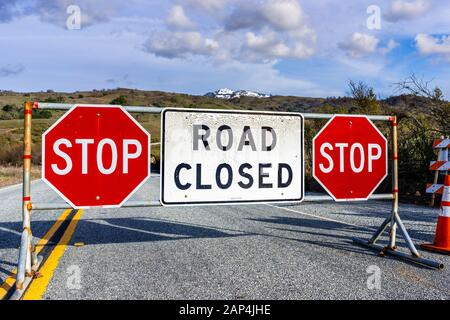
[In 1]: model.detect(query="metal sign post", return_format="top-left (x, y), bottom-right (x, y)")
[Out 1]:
top-left (16, 102), bottom-right (40, 291)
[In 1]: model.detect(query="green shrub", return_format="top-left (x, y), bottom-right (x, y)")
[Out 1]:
top-left (33, 109), bottom-right (52, 119)
top-left (18, 109), bottom-right (52, 119)
top-left (2, 104), bottom-right (15, 112)
top-left (43, 96), bottom-right (66, 103)
top-left (110, 95), bottom-right (128, 105)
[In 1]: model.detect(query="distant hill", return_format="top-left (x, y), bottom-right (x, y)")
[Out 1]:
top-left (1, 88), bottom-right (443, 116)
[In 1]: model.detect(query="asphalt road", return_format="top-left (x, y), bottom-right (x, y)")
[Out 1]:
top-left (0, 176), bottom-right (449, 300)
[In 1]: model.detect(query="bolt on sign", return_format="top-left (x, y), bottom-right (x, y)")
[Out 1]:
top-left (42, 105), bottom-right (150, 208)
top-left (161, 109), bottom-right (304, 206)
top-left (313, 115), bottom-right (388, 201)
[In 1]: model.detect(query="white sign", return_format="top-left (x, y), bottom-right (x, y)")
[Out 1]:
top-left (161, 108), bottom-right (304, 206)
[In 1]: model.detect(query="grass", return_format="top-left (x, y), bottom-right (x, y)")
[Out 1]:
top-left (0, 166), bottom-right (41, 188)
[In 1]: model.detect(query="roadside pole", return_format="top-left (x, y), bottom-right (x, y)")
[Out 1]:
top-left (16, 102), bottom-right (39, 290)
top-left (389, 116), bottom-right (398, 250)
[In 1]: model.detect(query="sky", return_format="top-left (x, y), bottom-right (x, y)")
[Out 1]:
top-left (0, 0), bottom-right (449, 98)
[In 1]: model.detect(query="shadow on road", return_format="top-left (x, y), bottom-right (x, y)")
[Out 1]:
top-left (247, 216), bottom-right (375, 255)
top-left (247, 215), bottom-right (437, 264)
top-left (0, 217), bottom-right (255, 251)
top-left (282, 201), bottom-right (439, 224)
top-left (0, 211), bottom-right (436, 252)
top-left (73, 217), bottom-right (253, 245)
top-left (0, 220), bottom-right (61, 250)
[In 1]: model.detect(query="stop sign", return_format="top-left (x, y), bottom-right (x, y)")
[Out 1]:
top-left (42, 105), bottom-right (150, 208)
top-left (313, 115), bottom-right (388, 201)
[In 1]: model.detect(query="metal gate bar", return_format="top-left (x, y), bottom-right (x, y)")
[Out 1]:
top-left (34, 102), bottom-right (393, 121)
top-left (31, 194), bottom-right (395, 211)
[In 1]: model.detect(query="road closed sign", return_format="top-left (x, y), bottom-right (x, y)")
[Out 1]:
top-left (42, 105), bottom-right (150, 208)
top-left (161, 109), bottom-right (304, 206)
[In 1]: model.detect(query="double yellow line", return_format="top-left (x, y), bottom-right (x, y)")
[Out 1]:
top-left (0, 209), bottom-right (83, 300)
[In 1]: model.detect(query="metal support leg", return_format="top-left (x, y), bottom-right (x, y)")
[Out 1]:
top-left (31, 244), bottom-right (39, 271)
top-left (394, 213), bottom-right (420, 257)
top-left (352, 238), bottom-right (443, 269)
top-left (369, 216), bottom-right (390, 244)
top-left (389, 215), bottom-right (397, 250)
top-left (26, 235), bottom-right (31, 276)
top-left (353, 116), bottom-right (443, 269)
top-left (16, 231), bottom-right (29, 289)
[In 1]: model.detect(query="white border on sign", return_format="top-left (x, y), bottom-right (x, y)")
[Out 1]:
top-left (42, 104), bottom-right (151, 209)
top-left (312, 114), bottom-right (389, 202)
top-left (159, 107), bottom-right (305, 207)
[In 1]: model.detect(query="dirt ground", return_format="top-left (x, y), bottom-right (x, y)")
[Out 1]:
top-left (0, 166), bottom-right (41, 188)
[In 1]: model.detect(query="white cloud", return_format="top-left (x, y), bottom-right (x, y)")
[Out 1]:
top-left (339, 33), bottom-right (398, 58)
top-left (385, 0), bottom-right (431, 22)
top-left (0, 64), bottom-right (24, 77)
top-left (224, 4), bottom-right (264, 31)
top-left (167, 5), bottom-right (195, 30)
top-left (338, 33), bottom-right (380, 58)
top-left (289, 26), bottom-right (317, 42)
top-left (28, 0), bottom-right (119, 28)
top-left (379, 39), bottom-right (399, 55)
top-left (143, 31), bottom-right (219, 59)
top-left (242, 32), bottom-right (290, 62)
top-left (178, 0), bottom-right (228, 12)
top-left (212, 60), bottom-right (337, 97)
top-left (241, 31), bottom-right (314, 62)
top-left (225, 0), bottom-right (307, 32)
top-left (415, 33), bottom-right (450, 60)
top-left (145, 0), bottom-right (316, 63)
top-left (261, 0), bottom-right (305, 31)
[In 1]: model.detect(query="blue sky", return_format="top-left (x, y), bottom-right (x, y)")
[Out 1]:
top-left (0, 0), bottom-right (449, 98)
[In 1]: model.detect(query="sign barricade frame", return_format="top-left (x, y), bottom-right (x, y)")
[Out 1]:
top-left (11, 101), bottom-right (444, 299)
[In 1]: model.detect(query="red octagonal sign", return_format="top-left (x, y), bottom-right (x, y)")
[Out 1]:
top-left (313, 115), bottom-right (388, 201)
top-left (43, 105), bottom-right (150, 208)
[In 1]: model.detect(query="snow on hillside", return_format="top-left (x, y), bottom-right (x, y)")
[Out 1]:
top-left (205, 88), bottom-right (271, 99)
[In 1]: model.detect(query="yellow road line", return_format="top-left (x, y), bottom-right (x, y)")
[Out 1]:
top-left (23, 209), bottom-right (83, 300)
top-left (35, 209), bottom-right (72, 254)
top-left (0, 209), bottom-right (72, 300)
top-left (0, 269), bottom-right (16, 299)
